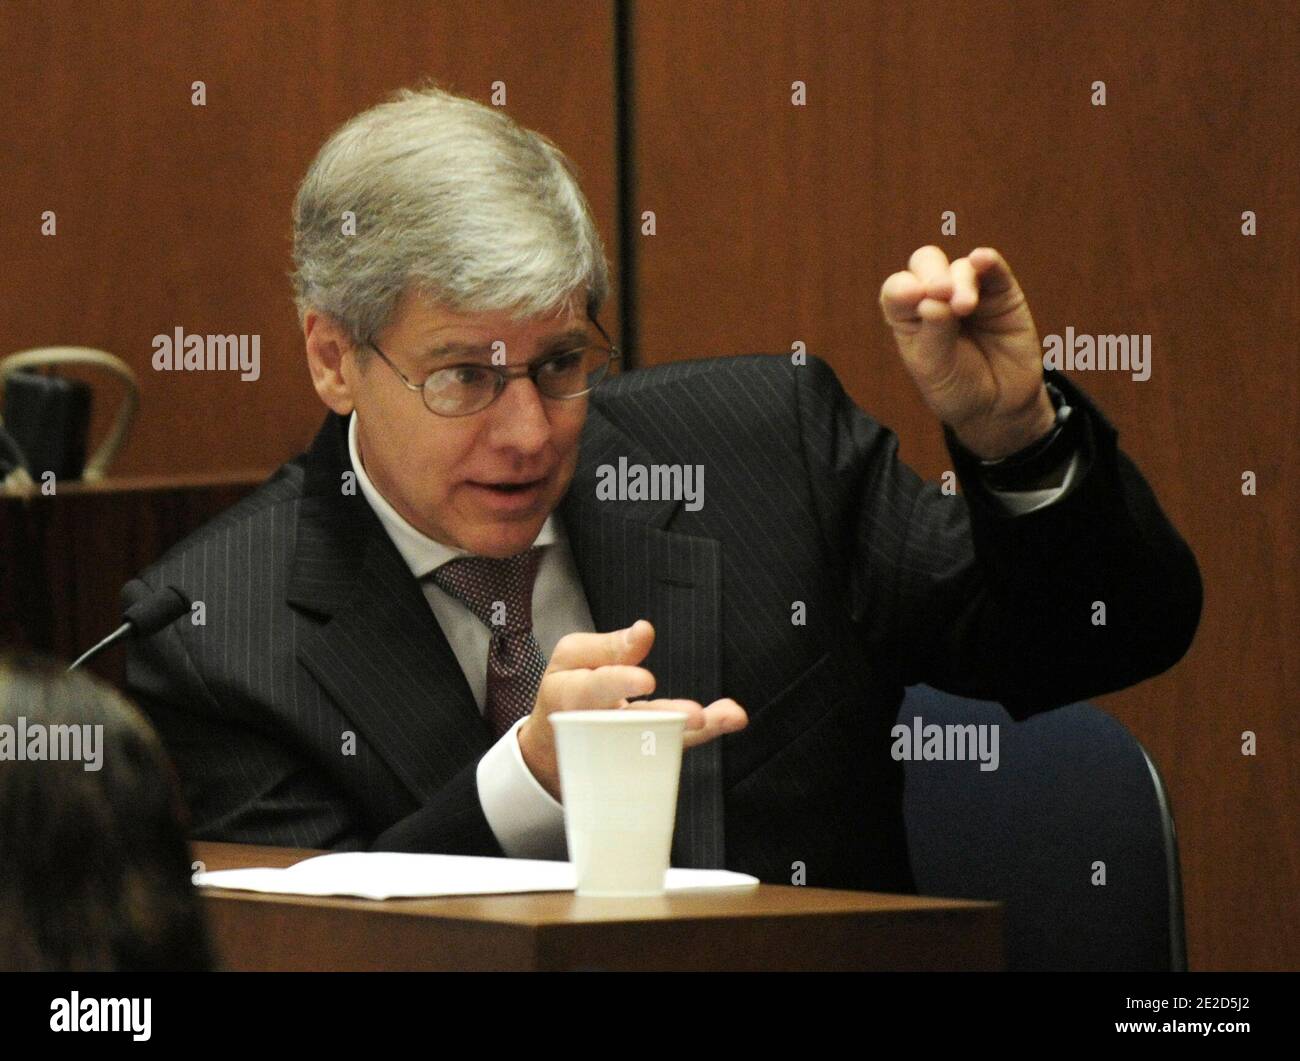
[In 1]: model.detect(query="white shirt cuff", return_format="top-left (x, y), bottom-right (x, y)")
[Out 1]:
top-left (476, 716), bottom-right (569, 860)
top-left (985, 450), bottom-right (1081, 515)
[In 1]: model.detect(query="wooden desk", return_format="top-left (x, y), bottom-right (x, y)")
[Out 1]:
top-left (195, 841), bottom-right (1004, 971)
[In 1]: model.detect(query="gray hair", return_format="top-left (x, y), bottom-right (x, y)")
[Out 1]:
top-left (291, 83), bottom-right (610, 348)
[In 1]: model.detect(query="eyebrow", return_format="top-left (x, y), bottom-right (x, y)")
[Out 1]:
top-left (420, 328), bottom-right (591, 365)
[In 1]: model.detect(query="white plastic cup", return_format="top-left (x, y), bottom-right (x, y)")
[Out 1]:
top-left (549, 710), bottom-right (686, 897)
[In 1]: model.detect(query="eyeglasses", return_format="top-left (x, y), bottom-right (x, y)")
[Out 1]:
top-left (363, 317), bottom-right (620, 418)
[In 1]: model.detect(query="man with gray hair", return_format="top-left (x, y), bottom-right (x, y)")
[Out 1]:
top-left (122, 85), bottom-right (1200, 891)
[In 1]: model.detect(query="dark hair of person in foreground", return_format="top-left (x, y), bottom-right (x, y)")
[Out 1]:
top-left (0, 651), bottom-right (214, 971)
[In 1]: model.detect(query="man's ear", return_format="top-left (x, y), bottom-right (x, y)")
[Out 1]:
top-left (304, 310), bottom-right (358, 416)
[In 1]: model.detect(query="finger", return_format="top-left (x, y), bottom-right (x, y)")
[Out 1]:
top-left (916, 297), bottom-right (956, 326)
top-left (546, 665), bottom-right (656, 712)
top-left (878, 270), bottom-right (927, 329)
top-left (949, 256), bottom-right (979, 316)
top-left (966, 247), bottom-right (1028, 318)
top-left (702, 698), bottom-right (747, 731)
top-left (968, 246), bottom-right (1009, 290)
top-left (682, 698), bottom-right (749, 748)
top-left (547, 619), bottom-right (655, 673)
top-left (909, 243), bottom-right (951, 300)
top-left (634, 698), bottom-right (707, 729)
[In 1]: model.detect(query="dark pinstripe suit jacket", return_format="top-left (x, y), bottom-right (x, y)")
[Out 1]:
top-left (122, 354), bottom-right (1201, 892)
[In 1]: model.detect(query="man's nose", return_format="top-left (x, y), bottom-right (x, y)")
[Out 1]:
top-left (486, 375), bottom-right (551, 452)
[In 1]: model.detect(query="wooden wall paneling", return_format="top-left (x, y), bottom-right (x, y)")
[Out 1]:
top-left (0, 0), bottom-right (621, 477)
top-left (630, 0), bottom-right (1298, 970)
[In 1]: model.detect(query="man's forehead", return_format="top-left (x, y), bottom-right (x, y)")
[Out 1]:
top-left (398, 292), bottom-right (589, 357)
top-left (422, 327), bottom-right (590, 362)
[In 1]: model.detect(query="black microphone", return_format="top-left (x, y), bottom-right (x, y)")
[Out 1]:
top-left (68, 586), bottom-right (191, 671)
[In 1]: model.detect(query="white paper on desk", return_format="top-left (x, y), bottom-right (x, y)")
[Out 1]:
top-left (193, 851), bottom-right (759, 900)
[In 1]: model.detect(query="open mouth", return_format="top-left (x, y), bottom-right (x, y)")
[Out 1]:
top-left (467, 478), bottom-right (547, 504)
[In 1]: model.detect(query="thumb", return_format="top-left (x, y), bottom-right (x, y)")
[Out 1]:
top-left (545, 619), bottom-right (656, 673)
top-left (619, 618), bottom-right (655, 666)
top-left (879, 269), bottom-right (962, 389)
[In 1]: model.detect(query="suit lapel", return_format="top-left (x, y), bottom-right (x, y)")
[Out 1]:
top-left (285, 408), bottom-right (727, 868)
top-left (561, 404), bottom-right (726, 869)
top-left (288, 415), bottom-right (492, 806)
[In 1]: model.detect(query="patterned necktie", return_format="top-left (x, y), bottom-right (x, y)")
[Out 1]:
top-left (429, 547), bottom-right (548, 739)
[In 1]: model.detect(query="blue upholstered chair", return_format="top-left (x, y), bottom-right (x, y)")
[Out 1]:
top-left (899, 684), bottom-right (1187, 971)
